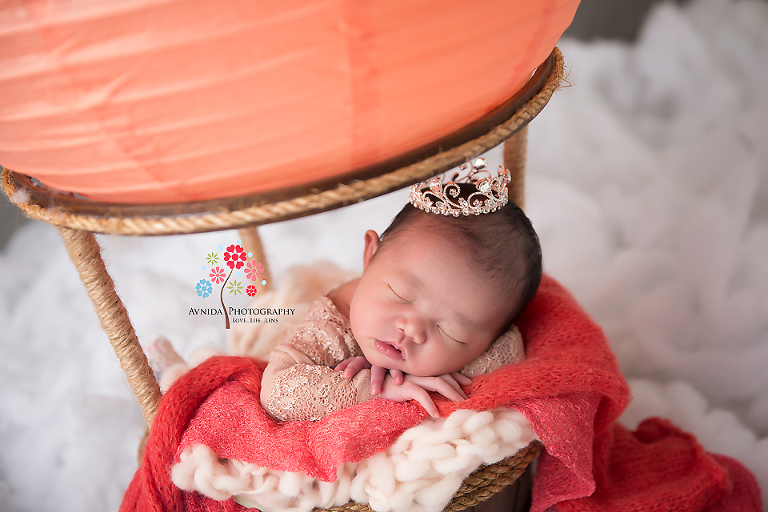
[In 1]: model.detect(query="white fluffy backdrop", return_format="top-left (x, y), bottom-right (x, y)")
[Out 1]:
top-left (1, 0), bottom-right (766, 509)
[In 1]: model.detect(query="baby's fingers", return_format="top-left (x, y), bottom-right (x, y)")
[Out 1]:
top-left (344, 357), bottom-right (371, 378)
top-left (390, 369), bottom-right (404, 385)
top-left (411, 376), bottom-right (465, 403)
top-left (410, 387), bottom-right (439, 418)
top-left (370, 366), bottom-right (387, 396)
top-left (335, 359), bottom-right (352, 372)
top-left (440, 374), bottom-right (468, 400)
top-left (435, 378), bottom-right (466, 402)
top-left (452, 372), bottom-right (472, 387)
top-left (335, 356), bottom-right (371, 378)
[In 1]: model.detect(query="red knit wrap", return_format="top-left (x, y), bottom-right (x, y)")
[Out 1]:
top-left (120, 275), bottom-right (761, 512)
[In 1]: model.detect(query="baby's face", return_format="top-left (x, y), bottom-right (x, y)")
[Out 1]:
top-left (349, 226), bottom-right (511, 377)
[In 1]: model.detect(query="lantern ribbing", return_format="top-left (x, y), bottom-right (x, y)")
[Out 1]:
top-left (2, 49), bottom-right (563, 237)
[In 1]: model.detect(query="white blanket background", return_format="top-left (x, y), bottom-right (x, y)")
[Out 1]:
top-left (1, 0), bottom-right (766, 509)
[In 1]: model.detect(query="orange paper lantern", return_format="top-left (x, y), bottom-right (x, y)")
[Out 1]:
top-left (0, 0), bottom-right (579, 204)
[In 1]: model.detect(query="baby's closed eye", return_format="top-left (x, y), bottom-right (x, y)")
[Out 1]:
top-left (437, 324), bottom-right (465, 344)
top-left (388, 284), bottom-right (412, 303)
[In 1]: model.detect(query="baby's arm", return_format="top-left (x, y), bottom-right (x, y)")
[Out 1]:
top-left (260, 345), bottom-right (374, 421)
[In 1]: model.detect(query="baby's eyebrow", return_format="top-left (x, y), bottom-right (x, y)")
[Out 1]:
top-left (453, 311), bottom-right (479, 332)
top-left (400, 271), bottom-right (423, 294)
top-left (402, 271), bottom-right (477, 329)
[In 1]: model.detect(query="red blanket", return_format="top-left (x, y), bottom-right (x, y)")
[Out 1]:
top-left (120, 275), bottom-right (761, 512)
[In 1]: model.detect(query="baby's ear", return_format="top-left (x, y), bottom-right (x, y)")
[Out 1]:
top-left (362, 230), bottom-right (380, 270)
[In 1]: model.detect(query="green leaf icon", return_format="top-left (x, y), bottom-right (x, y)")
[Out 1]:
top-left (227, 279), bottom-right (243, 296)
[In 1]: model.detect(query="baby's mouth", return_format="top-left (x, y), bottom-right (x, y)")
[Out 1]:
top-left (374, 340), bottom-right (404, 361)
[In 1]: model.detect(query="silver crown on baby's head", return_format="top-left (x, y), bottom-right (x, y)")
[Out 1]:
top-left (409, 158), bottom-right (511, 217)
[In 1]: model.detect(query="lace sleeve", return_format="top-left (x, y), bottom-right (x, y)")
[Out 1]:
top-left (263, 347), bottom-right (373, 421)
top-left (260, 297), bottom-right (372, 421)
top-left (460, 325), bottom-right (525, 378)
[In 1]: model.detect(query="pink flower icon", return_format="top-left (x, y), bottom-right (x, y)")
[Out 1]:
top-left (245, 261), bottom-right (265, 282)
top-left (224, 244), bottom-right (247, 270)
top-left (246, 284), bottom-right (257, 297)
top-left (210, 267), bottom-right (226, 284)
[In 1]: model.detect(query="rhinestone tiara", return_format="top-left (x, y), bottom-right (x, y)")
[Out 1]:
top-left (409, 158), bottom-right (510, 216)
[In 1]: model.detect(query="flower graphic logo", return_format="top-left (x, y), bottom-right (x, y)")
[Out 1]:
top-left (196, 279), bottom-right (213, 298)
top-left (224, 244), bottom-right (247, 270)
top-left (210, 267), bottom-right (226, 284)
top-left (245, 260), bottom-right (265, 281)
top-left (195, 239), bottom-right (269, 329)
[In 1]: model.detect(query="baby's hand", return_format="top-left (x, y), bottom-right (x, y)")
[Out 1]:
top-left (370, 366), bottom-right (403, 396)
top-left (336, 357), bottom-right (404, 395)
top-left (378, 372), bottom-right (471, 418)
top-left (335, 356), bottom-right (371, 378)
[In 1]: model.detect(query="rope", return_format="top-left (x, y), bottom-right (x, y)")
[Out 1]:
top-left (504, 126), bottom-right (528, 211)
top-left (57, 227), bottom-right (162, 426)
top-left (238, 226), bottom-right (272, 292)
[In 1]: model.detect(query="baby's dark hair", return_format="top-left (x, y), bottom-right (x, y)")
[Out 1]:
top-left (379, 189), bottom-right (542, 327)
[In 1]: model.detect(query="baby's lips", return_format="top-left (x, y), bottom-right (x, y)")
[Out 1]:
top-left (374, 340), bottom-right (405, 360)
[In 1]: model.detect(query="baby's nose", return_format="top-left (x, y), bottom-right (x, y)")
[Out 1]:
top-left (396, 317), bottom-right (426, 345)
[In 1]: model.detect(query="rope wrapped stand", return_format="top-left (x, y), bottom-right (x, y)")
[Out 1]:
top-left (1, 48), bottom-right (564, 512)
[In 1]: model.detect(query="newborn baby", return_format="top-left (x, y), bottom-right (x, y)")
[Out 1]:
top-left (261, 163), bottom-right (541, 420)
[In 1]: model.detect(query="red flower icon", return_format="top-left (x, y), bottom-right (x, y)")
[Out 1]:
top-left (210, 267), bottom-right (226, 284)
top-left (224, 244), bottom-right (247, 270)
top-left (246, 284), bottom-right (258, 297)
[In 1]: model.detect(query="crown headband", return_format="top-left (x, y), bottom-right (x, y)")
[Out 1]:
top-left (409, 158), bottom-right (510, 216)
